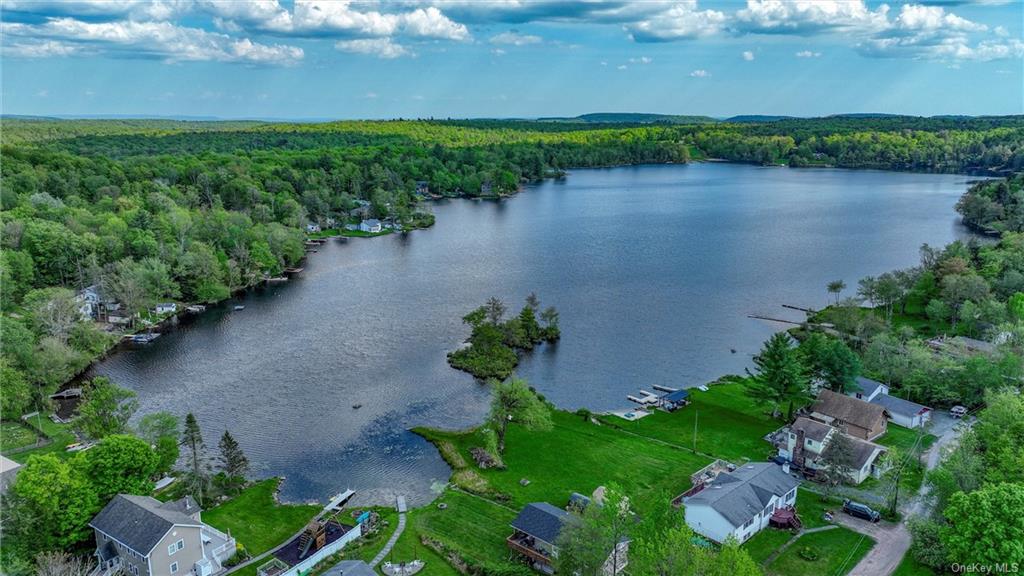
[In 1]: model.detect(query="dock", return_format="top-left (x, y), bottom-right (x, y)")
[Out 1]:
top-left (50, 388), bottom-right (82, 400)
top-left (284, 267), bottom-right (304, 274)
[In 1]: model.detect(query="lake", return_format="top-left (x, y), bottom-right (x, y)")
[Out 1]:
top-left (88, 163), bottom-right (977, 505)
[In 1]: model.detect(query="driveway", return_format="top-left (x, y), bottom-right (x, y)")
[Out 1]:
top-left (832, 513), bottom-right (911, 576)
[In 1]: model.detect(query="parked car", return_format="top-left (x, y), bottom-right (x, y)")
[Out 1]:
top-left (842, 499), bottom-right (880, 522)
top-left (950, 405), bottom-right (968, 418)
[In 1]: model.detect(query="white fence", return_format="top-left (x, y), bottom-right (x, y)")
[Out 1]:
top-left (280, 523), bottom-right (363, 576)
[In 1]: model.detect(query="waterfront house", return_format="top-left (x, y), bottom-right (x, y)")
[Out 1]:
top-left (89, 494), bottom-right (235, 576)
top-left (774, 417), bottom-right (887, 484)
top-left (683, 462), bottom-right (799, 544)
top-left (809, 390), bottom-right (888, 441)
top-left (659, 389), bottom-right (690, 412)
top-left (153, 303), bottom-right (177, 315)
top-left (846, 377), bottom-right (932, 429)
top-left (76, 285), bottom-right (121, 321)
top-left (306, 223), bottom-right (321, 233)
top-left (359, 219), bottom-right (382, 233)
top-left (507, 502), bottom-right (628, 574)
top-left (415, 181), bottom-right (430, 196)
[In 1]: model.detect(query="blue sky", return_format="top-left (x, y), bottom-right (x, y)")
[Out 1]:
top-left (1, 1), bottom-right (1022, 119)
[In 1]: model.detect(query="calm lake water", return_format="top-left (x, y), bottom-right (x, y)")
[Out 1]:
top-left (89, 163), bottom-right (977, 505)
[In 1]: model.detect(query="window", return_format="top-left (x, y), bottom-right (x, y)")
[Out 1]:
top-left (170, 562), bottom-right (178, 574)
top-left (785, 488), bottom-right (796, 502)
top-left (168, 539), bottom-right (183, 555)
top-left (176, 540), bottom-right (184, 551)
top-left (742, 517), bottom-right (755, 529)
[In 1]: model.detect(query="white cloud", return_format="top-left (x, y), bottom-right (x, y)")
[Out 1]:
top-left (617, 64), bottom-right (627, 70)
top-left (742, 50), bottom-right (754, 61)
top-left (3, 39), bottom-right (80, 58)
top-left (334, 37), bottom-right (412, 59)
top-left (858, 36), bottom-right (1024, 62)
top-left (1, 17), bottom-right (304, 64)
top-left (626, 1), bottom-right (727, 41)
top-left (600, 60), bottom-right (608, 66)
top-left (628, 56), bottom-right (652, 64)
top-left (735, 0), bottom-right (890, 34)
top-left (489, 31), bottom-right (542, 46)
top-left (491, 48), bottom-right (506, 56)
top-left (201, 1), bottom-right (469, 41)
top-left (690, 69), bottom-right (710, 77)
top-left (795, 50), bottom-right (821, 57)
top-left (2, 0), bottom-right (190, 21)
top-left (36, 89), bottom-right (50, 98)
top-left (892, 4), bottom-right (986, 33)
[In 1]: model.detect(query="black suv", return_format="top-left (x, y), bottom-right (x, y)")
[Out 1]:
top-left (842, 499), bottom-right (881, 522)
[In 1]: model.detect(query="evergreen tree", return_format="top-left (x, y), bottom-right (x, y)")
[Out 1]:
top-left (745, 333), bottom-right (809, 419)
top-left (180, 413), bottom-right (209, 505)
top-left (218, 430), bottom-right (250, 480)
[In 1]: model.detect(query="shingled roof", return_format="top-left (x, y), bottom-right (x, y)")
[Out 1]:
top-left (90, 495), bottom-right (202, 555)
top-left (511, 503), bottom-right (571, 545)
top-left (812, 390), bottom-right (887, 431)
top-left (684, 463), bottom-right (799, 528)
top-left (791, 416), bottom-right (834, 443)
top-left (871, 394), bottom-right (930, 418)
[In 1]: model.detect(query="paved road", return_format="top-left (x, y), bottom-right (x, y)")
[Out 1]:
top-left (833, 514), bottom-right (910, 576)
top-left (839, 413), bottom-right (969, 576)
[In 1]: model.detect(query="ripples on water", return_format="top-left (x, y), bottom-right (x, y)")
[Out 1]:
top-left (89, 163), bottom-right (975, 505)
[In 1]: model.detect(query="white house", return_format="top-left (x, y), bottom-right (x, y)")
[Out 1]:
top-left (306, 223), bottom-right (321, 233)
top-left (683, 463), bottom-right (799, 544)
top-left (75, 285), bottom-right (104, 319)
top-left (848, 377), bottom-right (932, 429)
top-left (775, 417), bottom-right (888, 485)
top-left (359, 219), bottom-right (382, 233)
top-left (153, 303), bottom-right (177, 315)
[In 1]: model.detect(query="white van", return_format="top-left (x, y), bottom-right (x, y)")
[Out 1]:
top-left (950, 405), bottom-right (968, 418)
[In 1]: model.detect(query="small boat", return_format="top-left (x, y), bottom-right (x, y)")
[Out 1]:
top-left (352, 404), bottom-right (362, 409)
top-left (266, 277), bottom-right (288, 283)
top-left (130, 333), bottom-right (160, 344)
top-left (233, 305), bottom-right (245, 311)
top-left (185, 305), bottom-right (206, 313)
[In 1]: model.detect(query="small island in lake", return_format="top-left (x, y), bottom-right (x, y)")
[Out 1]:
top-left (447, 294), bottom-right (560, 379)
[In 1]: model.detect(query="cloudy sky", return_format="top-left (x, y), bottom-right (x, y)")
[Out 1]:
top-left (1, 0), bottom-right (1021, 119)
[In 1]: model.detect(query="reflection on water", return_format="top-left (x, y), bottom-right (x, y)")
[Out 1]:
top-left (89, 163), bottom-right (974, 504)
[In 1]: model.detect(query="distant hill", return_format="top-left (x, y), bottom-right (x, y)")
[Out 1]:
top-left (537, 113), bottom-right (718, 125)
top-left (724, 115), bottom-right (798, 123)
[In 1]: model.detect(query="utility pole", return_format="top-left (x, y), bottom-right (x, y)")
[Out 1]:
top-left (693, 410), bottom-right (698, 453)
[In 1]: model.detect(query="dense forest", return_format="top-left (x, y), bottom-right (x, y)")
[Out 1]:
top-left (956, 173), bottom-right (1024, 234)
top-left (1, 115), bottom-right (1023, 429)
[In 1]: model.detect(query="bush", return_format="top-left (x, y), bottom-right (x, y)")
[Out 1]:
top-left (222, 544), bottom-right (249, 567)
top-left (798, 546), bottom-right (819, 561)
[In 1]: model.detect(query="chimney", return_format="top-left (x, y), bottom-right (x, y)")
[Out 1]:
top-left (793, 428), bottom-right (806, 468)
top-left (782, 462), bottom-right (790, 474)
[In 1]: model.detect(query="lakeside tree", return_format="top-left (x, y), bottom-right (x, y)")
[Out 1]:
top-left (81, 434), bottom-right (159, 501)
top-left (941, 482), bottom-right (1024, 566)
top-left (745, 332), bottom-right (809, 419)
top-left (34, 551), bottom-right (95, 576)
top-left (76, 377), bottom-right (138, 440)
top-left (137, 411), bottom-right (179, 444)
top-left (488, 377), bottom-right (551, 454)
top-left (826, 280), bottom-right (846, 305)
top-left (799, 333), bottom-right (861, 393)
top-left (181, 412), bottom-right (210, 506)
top-left (3, 455), bottom-right (99, 554)
top-left (217, 430), bottom-right (250, 492)
top-left (449, 295), bottom-right (560, 379)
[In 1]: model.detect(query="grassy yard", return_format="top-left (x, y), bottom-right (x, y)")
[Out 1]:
top-left (765, 526), bottom-right (875, 576)
top-left (5, 414), bottom-right (78, 463)
top-left (795, 490), bottom-right (844, 529)
top-left (417, 409), bottom-right (711, 516)
top-left (877, 425), bottom-right (937, 454)
top-left (203, 478), bottom-right (320, 556)
top-left (412, 490), bottom-right (525, 574)
top-left (1, 421), bottom-right (40, 451)
top-left (743, 529), bottom-right (795, 565)
top-left (595, 379), bottom-right (784, 465)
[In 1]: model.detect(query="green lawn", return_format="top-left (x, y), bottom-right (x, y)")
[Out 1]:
top-left (417, 409), bottom-right (711, 516)
top-left (1, 421), bottom-right (40, 451)
top-left (766, 527), bottom-right (875, 576)
top-left (877, 425), bottom-right (937, 454)
top-left (595, 379), bottom-right (783, 465)
top-left (893, 551), bottom-right (940, 576)
top-left (203, 478), bottom-right (320, 556)
top-left (5, 414), bottom-right (78, 463)
top-left (743, 529), bottom-right (795, 565)
top-left (795, 490), bottom-right (844, 529)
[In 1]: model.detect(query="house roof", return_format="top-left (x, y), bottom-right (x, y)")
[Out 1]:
top-left (845, 436), bottom-right (887, 471)
top-left (791, 417), bottom-right (833, 443)
top-left (851, 377), bottom-right (884, 397)
top-left (0, 455), bottom-right (21, 474)
top-left (663, 389), bottom-right (690, 402)
top-left (871, 394), bottom-right (931, 418)
top-left (812, 390), bottom-right (887, 431)
top-left (90, 495), bottom-right (202, 555)
top-left (362, 218), bottom-right (381, 225)
top-left (684, 463), bottom-right (799, 528)
top-left (511, 502), bottom-right (570, 545)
